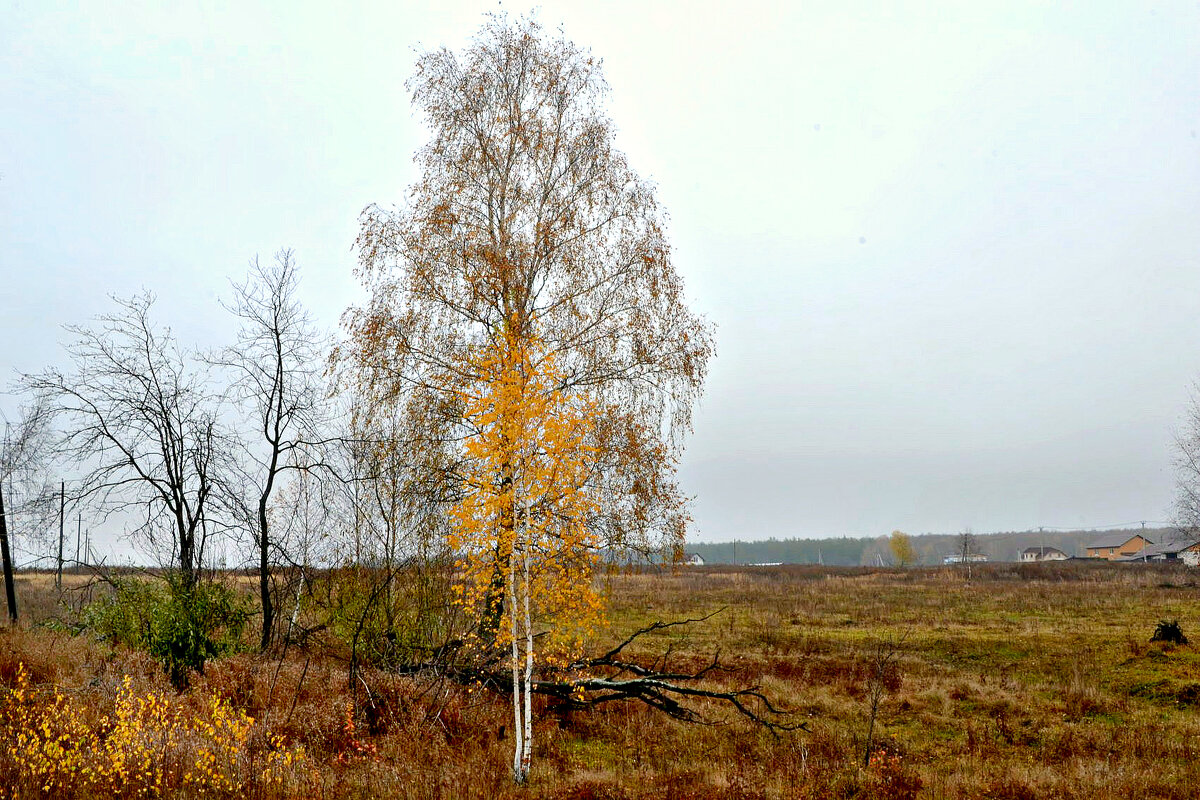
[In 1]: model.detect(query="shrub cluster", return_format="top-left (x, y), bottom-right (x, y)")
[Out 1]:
top-left (83, 574), bottom-right (249, 689)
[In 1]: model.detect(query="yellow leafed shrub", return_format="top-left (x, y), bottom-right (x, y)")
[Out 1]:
top-left (0, 664), bottom-right (310, 799)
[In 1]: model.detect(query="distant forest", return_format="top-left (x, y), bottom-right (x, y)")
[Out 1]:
top-left (686, 527), bottom-right (1183, 566)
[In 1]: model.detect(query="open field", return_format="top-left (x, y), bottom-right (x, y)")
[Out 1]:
top-left (3, 562), bottom-right (1200, 798)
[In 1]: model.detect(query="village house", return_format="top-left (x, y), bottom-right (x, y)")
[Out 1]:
top-left (1020, 546), bottom-right (1069, 562)
top-left (684, 552), bottom-right (705, 566)
top-left (1085, 532), bottom-right (1153, 560)
top-left (1114, 538), bottom-right (1200, 566)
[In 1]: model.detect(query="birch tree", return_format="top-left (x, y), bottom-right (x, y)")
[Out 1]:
top-left (449, 326), bottom-right (600, 784)
top-left (339, 13), bottom-right (713, 642)
top-left (888, 530), bottom-right (916, 567)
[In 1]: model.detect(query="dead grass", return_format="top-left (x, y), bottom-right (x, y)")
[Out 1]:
top-left (2, 561), bottom-right (1200, 797)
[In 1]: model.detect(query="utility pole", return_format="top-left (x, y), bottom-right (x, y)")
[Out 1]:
top-left (0, 426), bottom-right (15, 624)
top-left (56, 481), bottom-right (64, 589)
top-left (75, 512), bottom-right (81, 569)
top-left (0, 480), bottom-right (16, 624)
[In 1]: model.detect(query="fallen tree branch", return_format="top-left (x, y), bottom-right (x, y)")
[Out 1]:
top-left (393, 608), bottom-right (806, 734)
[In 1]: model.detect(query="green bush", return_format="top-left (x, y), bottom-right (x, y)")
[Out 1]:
top-left (314, 565), bottom-right (455, 668)
top-left (83, 573), bottom-right (249, 689)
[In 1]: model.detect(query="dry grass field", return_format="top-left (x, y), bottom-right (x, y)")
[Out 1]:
top-left (3, 562), bottom-right (1200, 798)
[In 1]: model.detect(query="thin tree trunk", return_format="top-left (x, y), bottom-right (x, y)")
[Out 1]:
top-left (259, 497), bottom-right (274, 650)
top-left (257, 424), bottom-right (281, 650)
top-left (509, 552), bottom-right (523, 782)
top-left (56, 481), bottom-right (64, 590)
top-left (0, 485), bottom-right (18, 625)
top-left (521, 543), bottom-right (533, 781)
top-left (863, 689), bottom-right (880, 768)
top-left (180, 528), bottom-right (196, 589)
top-left (288, 566), bottom-right (306, 639)
top-left (482, 547), bottom-right (509, 640)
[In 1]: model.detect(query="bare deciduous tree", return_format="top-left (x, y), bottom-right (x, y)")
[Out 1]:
top-left (26, 294), bottom-right (224, 587)
top-left (862, 632), bottom-right (906, 767)
top-left (1174, 387), bottom-right (1200, 538)
top-left (0, 398), bottom-right (53, 624)
top-left (958, 529), bottom-right (978, 580)
top-left (216, 251), bottom-right (329, 650)
top-left (327, 407), bottom-right (460, 680)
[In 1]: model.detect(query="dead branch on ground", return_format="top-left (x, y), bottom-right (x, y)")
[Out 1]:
top-left (394, 608), bottom-right (806, 734)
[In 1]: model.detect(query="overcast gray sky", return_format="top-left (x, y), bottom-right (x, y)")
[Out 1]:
top-left (3, 1), bottom-right (1199, 550)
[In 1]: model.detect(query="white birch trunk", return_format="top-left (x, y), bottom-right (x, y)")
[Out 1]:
top-left (509, 550), bottom-right (523, 782)
top-left (521, 542), bottom-right (534, 779)
top-left (287, 567), bottom-right (305, 636)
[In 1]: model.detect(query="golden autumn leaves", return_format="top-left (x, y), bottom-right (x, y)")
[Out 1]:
top-left (446, 321), bottom-right (606, 782)
top-left (0, 666), bottom-right (309, 796)
top-left (448, 324), bottom-right (605, 664)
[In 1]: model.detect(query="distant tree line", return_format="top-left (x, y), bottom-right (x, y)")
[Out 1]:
top-left (687, 528), bottom-right (1178, 566)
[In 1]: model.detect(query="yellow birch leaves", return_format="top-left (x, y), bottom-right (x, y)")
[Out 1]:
top-left (448, 324), bottom-right (603, 661)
